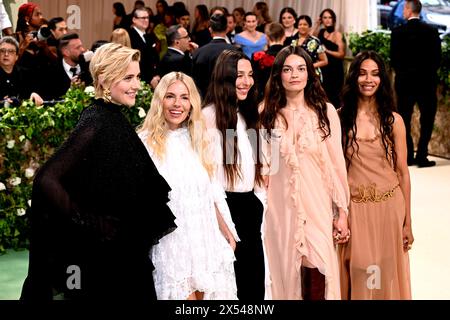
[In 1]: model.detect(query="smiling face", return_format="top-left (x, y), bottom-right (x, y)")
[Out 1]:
top-left (163, 80), bottom-right (191, 130)
top-left (357, 58), bottom-right (380, 98)
top-left (109, 60), bottom-right (141, 107)
top-left (235, 59), bottom-right (254, 101)
top-left (281, 54), bottom-right (308, 93)
top-left (297, 19), bottom-right (311, 36)
top-left (281, 12), bottom-right (296, 29)
top-left (244, 14), bottom-right (257, 32)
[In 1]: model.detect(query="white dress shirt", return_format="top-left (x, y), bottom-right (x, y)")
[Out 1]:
top-left (133, 26), bottom-right (146, 43)
top-left (62, 59), bottom-right (80, 80)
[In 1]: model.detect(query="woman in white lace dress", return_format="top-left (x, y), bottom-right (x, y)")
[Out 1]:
top-left (138, 71), bottom-right (239, 300)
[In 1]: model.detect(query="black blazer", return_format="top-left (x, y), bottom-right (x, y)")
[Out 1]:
top-left (390, 18), bottom-right (441, 84)
top-left (41, 58), bottom-right (92, 100)
top-left (128, 27), bottom-right (159, 82)
top-left (21, 99), bottom-right (176, 300)
top-left (158, 48), bottom-right (193, 77)
top-left (192, 38), bottom-right (237, 97)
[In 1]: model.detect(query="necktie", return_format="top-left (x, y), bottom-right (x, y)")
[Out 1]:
top-left (70, 67), bottom-right (78, 77)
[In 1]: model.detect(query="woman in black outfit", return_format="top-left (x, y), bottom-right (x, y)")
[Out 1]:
top-left (313, 8), bottom-right (346, 108)
top-left (20, 43), bottom-right (176, 301)
top-left (202, 50), bottom-right (266, 300)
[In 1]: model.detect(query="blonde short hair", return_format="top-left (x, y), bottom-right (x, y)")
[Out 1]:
top-left (110, 28), bottom-right (132, 48)
top-left (89, 42), bottom-right (140, 99)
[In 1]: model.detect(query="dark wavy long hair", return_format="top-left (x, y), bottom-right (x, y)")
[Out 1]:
top-left (339, 50), bottom-right (397, 168)
top-left (203, 49), bottom-right (262, 189)
top-left (260, 45), bottom-right (330, 139)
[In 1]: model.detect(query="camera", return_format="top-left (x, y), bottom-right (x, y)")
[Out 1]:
top-left (29, 26), bottom-right (52, 41)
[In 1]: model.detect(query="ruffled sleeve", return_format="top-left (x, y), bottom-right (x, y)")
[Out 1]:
top-left (323, 103), bottom-right (350, 216)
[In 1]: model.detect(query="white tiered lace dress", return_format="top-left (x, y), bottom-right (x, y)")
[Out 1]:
top-left (139, 127), bottom-right (239, 300)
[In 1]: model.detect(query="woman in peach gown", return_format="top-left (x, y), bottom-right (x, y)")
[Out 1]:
top-left (260, 46), bottom-right (350, 300)
top-left (338, 51), bottom-right (413, 299)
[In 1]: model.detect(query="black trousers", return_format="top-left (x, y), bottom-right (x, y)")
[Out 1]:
top-left (225, 191), bottom-right (265, 300)
top-left (395, 77), bottom-right (438, 161)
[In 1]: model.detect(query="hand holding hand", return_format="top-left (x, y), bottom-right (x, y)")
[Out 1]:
top-left (333, 213), bottom-right (350, 244)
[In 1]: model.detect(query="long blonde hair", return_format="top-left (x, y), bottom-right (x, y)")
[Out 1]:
top-left (138, 72), bottom-right (213, 177)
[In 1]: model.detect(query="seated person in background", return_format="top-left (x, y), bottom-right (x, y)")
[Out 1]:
top-left (0, 36), bottom-right (43, 106)
top-left (41, 33), bottom-right (92, 100)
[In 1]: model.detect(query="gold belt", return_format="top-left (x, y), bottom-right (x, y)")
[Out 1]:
top-left (351, 183), bottom-right (399, 203)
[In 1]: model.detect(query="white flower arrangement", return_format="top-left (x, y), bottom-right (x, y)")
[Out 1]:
top-left (84, 86), bottom-right (95, 96)
top-left (25, 168), bottom-right (35, 179)
top-left (6, 140), bottom-right (15, 149)
top-left (9, 177), bottom-right (21, 186)
top-left (16, 208), bottom-right (26, 216)
top-left (138, 107), bottom-right (146, 118)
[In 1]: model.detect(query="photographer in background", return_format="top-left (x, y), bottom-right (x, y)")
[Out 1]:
top-left (14, 2), bottom-right (43, 57)
top-left (41, 33), bottom-right (92, 100)
top-left (0, 36), bottom-right (43, 106)
top-left (13, 2), bottom-right (57, 82)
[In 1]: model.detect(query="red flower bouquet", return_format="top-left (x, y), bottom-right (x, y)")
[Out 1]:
top-left (253, 51), bottom-right (275, 70)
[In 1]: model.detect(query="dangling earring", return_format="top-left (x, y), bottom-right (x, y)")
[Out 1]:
top-left (103, 88), bottom-right (112, 103)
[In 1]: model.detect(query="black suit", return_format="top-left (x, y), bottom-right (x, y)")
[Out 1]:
top-left (158, 48), bottom-right (193, 77)
top-left (390, 18), bottom-right (441, 162)
top-left (41, 58), bottom-right (92, 100)
top-left (128, 27), bottom-right (159, 83)
top-left (192, 38), bottom-right (237, 97)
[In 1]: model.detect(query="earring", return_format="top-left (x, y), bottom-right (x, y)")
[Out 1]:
top-left (103, 88), bottom-right (112, 103)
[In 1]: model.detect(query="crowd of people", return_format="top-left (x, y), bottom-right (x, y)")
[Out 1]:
top-left (1, 0), bottom-right (442, 300)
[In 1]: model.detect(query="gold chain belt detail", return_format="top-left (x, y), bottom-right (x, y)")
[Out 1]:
top-left (351, 183), bottom-right (399, 203)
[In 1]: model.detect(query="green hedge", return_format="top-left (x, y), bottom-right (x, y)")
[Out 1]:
top-left (348, 30), bottom-right (449, 95)
top-left (0, 83), bottom-right (153, 254)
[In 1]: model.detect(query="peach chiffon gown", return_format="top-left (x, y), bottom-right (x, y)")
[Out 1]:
top-left (338, 134), bottom-right (411, 300)
top-left (263, 104), bottom-right (350, 300)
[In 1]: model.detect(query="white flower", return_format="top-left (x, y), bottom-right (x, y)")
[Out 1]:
top-left (84, 86), bottom-right (95, 96)
top-left (28, 200), bottom-right (32, 207)
top-left (6, 140), bottom-right (15, 149)
top-left (25, 168), bottom-right (35, 179)
top-left (0, 182), bottom-right (6, 191)
top-left (10, 177), bottom-right (21, 186)
top-left (19, 135), bottom-right (26, 142)
top-left (16, 208), bottom-right (26, 216)
top-left (138, 107), bottom-right (146, 118)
